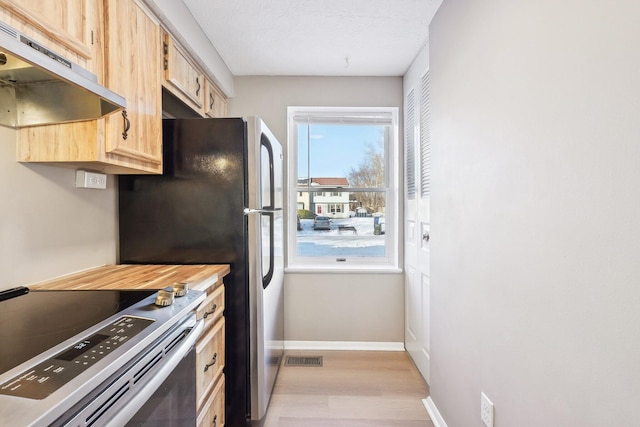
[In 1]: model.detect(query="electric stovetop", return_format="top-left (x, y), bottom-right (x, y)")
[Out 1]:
top-left (0, 288), bottom-right (156, 376)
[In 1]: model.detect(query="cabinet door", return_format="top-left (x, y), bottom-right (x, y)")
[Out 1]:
top-left (196, 318), bottom-right (225, 410)
top-left (197, 375), bottom-right (225, 427)
top-left (0, 0), bottom-right (101, 74)
top-left (163, 31), bottom-right (205, 113)
top-left (102, 0), bottom-right (162, 172)
top-left (204, 79), bottom-right (227, 118)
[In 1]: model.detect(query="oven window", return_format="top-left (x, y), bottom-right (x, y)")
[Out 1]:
top-left (126, 345), bottom-right (197, 426)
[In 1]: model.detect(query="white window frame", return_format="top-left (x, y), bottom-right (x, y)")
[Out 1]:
top-left (286, 106), bottom-right (400, 271)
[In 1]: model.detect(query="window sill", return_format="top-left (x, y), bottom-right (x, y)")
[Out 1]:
top-left (285, 265), bottom-right (403, 274)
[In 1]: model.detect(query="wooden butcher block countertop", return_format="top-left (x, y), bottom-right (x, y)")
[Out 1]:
top-left (29, 264), bottom-right (230, 293)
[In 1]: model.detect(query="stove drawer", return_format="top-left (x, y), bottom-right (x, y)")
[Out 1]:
top-left (196, 316), bottom-right (225, 409)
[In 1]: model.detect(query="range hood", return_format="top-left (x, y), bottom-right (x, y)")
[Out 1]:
top-left (0, 20), bottom-right (126, 128)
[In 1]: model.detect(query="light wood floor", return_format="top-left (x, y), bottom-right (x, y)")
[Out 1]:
top-left (262, 350), bottom-right (434, 427)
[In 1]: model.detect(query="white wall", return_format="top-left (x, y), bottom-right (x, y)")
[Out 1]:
top-left (0, 127), bottom-right (117, 290)
top-left (285, 273), bottom-right (403, 343)
top-left (229, 76), bottom-right (405, 344)
top-left (429, 1), bottom-right (640, 426)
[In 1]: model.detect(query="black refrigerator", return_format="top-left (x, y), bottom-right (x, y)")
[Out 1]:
top-left (118, 117), bottom-right (285, 426)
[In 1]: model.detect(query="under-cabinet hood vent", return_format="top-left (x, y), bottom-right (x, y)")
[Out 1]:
top-left (0, 20), bottom-right (126, 129)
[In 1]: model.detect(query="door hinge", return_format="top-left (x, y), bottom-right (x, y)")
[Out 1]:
top-left (163, 42), bottom-right (169, 70)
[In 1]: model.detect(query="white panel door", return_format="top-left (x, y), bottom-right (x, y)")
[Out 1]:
top-left (405, 70), bottom-right (431, 383)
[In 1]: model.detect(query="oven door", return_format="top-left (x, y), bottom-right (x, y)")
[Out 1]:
top-left (123, 343), bottom-right (197, 426)
top-left (55, 317), bottom-right (204, 427)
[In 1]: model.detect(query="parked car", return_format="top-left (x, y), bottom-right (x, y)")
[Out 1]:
top-left (355, 207), bottom-right (370, 217)
top-left (313, 216), bottom-right (331, 230)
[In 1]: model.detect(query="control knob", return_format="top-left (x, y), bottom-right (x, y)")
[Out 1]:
top-left (172, 282), bottom-right (189, 297)
top-left (154, 287), bottom-right (175, 307)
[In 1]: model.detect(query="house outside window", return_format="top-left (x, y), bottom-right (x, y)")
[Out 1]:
top-left (306, 177), bottom-right (350, 217)
top-left (287, 106), bottom-right (399, 269)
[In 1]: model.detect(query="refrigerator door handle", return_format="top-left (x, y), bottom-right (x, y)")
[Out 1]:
top-left (244, 207), bottom-right (276, 215)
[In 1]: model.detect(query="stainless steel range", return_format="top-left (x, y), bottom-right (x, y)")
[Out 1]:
top-left (0, 285), bottom-right (205, 426)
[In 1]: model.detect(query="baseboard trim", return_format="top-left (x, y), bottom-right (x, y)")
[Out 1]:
top-left (423, 397), bottom-right (448, 427)
top-left (284, 341), bottom-right (405, 351)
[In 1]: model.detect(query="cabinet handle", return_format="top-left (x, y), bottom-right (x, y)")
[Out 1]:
top-left (210, 92), bottom-right (214, 110)
top-left (204, 352), bottom-right (217, 371)
top-left (195, 77), bottom-right (201, 96)
top-left (203, 304), bottom-right (217, 318)
top-left (122, 110), bottom-right (130, 140)
top-left (212, 414), bottom-right (217, 427)
top-left (422, 232), bottom-right (430, 243)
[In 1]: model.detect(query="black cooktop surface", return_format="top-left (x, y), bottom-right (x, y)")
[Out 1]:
top-left (0, 289), bottom-right (156, 375)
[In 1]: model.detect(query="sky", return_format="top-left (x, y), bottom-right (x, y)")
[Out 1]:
top-left (297, 123), bottom-right (385, 178)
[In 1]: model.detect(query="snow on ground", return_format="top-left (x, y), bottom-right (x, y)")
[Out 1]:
top-left (297, 217), bottom-right (385, 256)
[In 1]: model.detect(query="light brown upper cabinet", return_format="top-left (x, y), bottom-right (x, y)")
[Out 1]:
top-left (0, 0), bottom-right (102, 75)
top-left (204, 78), bottom-right (227, 118)
top-left (162, 31), bottom-right (228, 118)
top-left (102, 0), bottom-right (162, 173)
top-left (0, 0), bottom-right (103, 82)
top-left (15, 0), bottom-right (163, 174)
top-left (9, 0), bottom-right (227, 174)
top-left (162, 31), bottom-right (205, 114)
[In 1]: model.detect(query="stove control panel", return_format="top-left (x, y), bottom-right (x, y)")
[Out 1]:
top-left (0, 316), bottom-right (154, 399)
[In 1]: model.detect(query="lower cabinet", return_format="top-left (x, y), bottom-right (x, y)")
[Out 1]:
top-left (197, 374), bottom-right (225, 427)
top-left (196, 281), bottom-right (226, 425)
top-left (196, 317), bottom-right (225, 408)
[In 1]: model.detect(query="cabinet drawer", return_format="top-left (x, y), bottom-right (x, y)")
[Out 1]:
top-left (196, 284), bottom-right (224, 327)
top-left (197, 374), bottom-right (225, 427)
top-left (196, 317), bottom-right (225, 408)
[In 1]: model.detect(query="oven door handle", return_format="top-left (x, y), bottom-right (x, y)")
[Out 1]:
top-left (104, 318), bottom-right (205, 427)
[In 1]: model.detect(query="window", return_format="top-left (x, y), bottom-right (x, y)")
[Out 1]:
top-left (329, 203), bottom-right (344, 213)
top-left (287, 106), bottom-right (399, 269)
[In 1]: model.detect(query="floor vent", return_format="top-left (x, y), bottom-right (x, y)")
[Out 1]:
top-left (284, 356), bottom-right (323, 367)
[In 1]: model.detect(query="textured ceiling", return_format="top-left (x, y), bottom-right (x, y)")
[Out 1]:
top-left (181, 0), bottom-right (442, 76)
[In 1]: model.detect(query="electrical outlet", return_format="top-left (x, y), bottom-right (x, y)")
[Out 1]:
top-left (76, 170), bottom-right (107, 189)
top-left (480, 392), bottom-right (494, 427)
